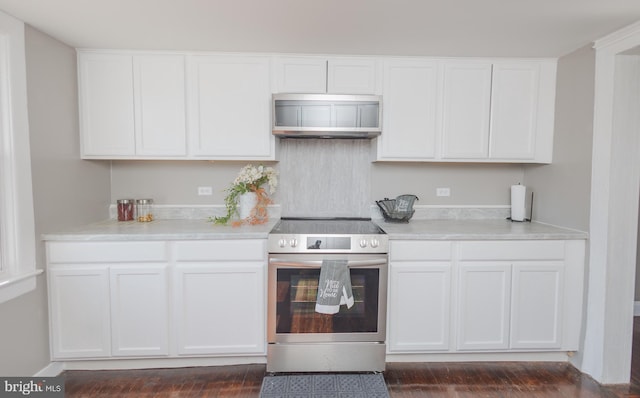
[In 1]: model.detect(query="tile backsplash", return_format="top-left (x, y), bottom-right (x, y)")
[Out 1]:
top-left (277, 139), bottom-right (371, 217)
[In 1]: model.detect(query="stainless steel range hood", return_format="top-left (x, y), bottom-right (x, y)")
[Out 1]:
top-left (272, 93), bottom-right (382, 138)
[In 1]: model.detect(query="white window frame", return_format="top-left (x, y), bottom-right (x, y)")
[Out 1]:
top-left (0, 11), bottom-right (41, 303)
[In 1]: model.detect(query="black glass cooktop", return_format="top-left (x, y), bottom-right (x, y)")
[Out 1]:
top-left (270, 217), bottom-right (386, 235)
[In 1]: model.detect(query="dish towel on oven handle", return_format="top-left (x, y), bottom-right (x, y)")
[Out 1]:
top-left (315, 259), bottom-right (354, 314)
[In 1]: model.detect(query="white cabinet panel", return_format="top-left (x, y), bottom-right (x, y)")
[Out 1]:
top-left (78, 53), bottom-right (135, 156)
top-left (275, 56), bottom-right (377, 94)
top-left (489, 63), bottom-right (539, 160)
top-left (457, 263), bottom-right (511, 350)
top-left (441, 62), bottom-right (492, 159)
top-left (188, 55), bottom-right (274, 159)
top-left (510, 263), bottom-right (563, 349)
top-left (47, 241), bottom-right (167, 264)
top-left (174, 240), bottom-right (266, 261)
top-left (327, 58), bottom-right (378, 94)
top-left (275, 56), bottom-right (327, 93)
top-left (174, 262), bottom-right (265, 355)
top-left (388, 262), bottom-right (451, 352)
top-left (49, 267), bottom-right (111, 359)
top-left (377, 59), bottom-right (439, 160)
top-left (133, 55), bottom-right (186, 156)
top-left (390, 241), bottom-right (451, 261)
top-left (458, 240), bottom-right (565, 261)
top-left (110, 265), bottom-right (169, 356)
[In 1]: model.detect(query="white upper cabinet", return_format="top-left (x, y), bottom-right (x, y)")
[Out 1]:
top-left (78, 51), bottom-right (274, 160)
top-left (441, 62), bottom-right (492, 159)
top-left (274, 56), bottom-right (379, 94)
top-left (79, 53), bottom-right (135, 156)
top-left (77, 50), bottom-right (555, 163)
top-left (187, 55), bottom-right (274, 159)
top-left (376, 57), bottom-right (556, 163)
top-left (375, 58), bottom-right (440, 160)
top-left (133, 55), bottom-right (187, 156)
top-left (79, 52), bottom-right (187, 159)
top-left (275, 57), bottom-right (327, 93)
top-left (489, 62), bottom-right (541, 160)
top-left (327, 58), bottom-right (379, 94)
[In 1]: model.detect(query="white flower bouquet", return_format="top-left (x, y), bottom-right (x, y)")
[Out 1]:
top-left (213, 164), bottom-right (278, 225)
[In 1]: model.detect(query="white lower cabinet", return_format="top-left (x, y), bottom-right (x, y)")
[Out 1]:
top-left (388, 241), bottom-right (452, 352)
top-left (457, 263), bottom-right (511, 350)
top-left (173, 240), bottom-right (266, 356)
top-left (509, 263), bottom-right (563, 349)
top-left (387, 239), bottom-right (584, 354)
top-left (110, 265), bottom-right (169, 357)
top-left (46, 239), bottom-right (266, 361)
top-left (48, 266), bottom-right (111, 359)
top-left (457, 261), bottom-right (563, 351)
top-left (174, 262), bottom-right (265, 355)
top-left (388, 261), bottom-right (452, 351)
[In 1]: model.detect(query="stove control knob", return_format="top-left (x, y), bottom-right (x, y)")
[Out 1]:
top-left (359, 239), bottom-right (368, 248)
top-left (278, 238), bottom-right (286, 248)
top-left (370, 239), bottom-right (379, 248)
top-left (289, 238), bottom-right (298, 248)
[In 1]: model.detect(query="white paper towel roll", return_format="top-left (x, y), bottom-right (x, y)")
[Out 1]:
top-left (511, 184), bottom-right (526, 221)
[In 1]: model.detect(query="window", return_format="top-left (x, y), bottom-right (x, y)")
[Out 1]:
top-left (0, 11), bottom-right (40, 303)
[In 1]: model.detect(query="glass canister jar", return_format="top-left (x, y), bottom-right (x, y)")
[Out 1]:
top-left (136, 199), bottom-right (154, 222)
top-left (117, 199), bottom-right (135, 221)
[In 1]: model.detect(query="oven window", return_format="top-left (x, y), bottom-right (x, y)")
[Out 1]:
top-left (275, 268), bottom-right (380, 334)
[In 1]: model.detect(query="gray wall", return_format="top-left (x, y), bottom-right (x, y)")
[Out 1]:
top-left (371, 162), bottom-right (524, 206)
top-left (111, 156), bottom-right (525, 211)
top-left (0, 26), bottom-right (110, 376)
top-left (523, 44), bottom-right (595, 232)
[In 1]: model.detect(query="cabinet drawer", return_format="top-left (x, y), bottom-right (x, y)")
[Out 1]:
top-left (174, 240), bottom-right (266, 261)
top-left (390, 241), bottom-right (452, 261)
top-left (47, 241), bottom-right (166, 264)
top-left (458, 240), bottom-right (565, 260)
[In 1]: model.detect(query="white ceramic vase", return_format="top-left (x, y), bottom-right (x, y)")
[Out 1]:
top-left (238, 191), bottom-right (258, 219)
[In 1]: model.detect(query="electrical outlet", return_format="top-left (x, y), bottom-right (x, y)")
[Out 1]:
top-left (436, 187), bottom-right (450, 197)
top-left (198, 186), bottom-right (213, 196)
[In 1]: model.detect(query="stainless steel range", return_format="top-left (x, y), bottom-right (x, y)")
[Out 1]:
top-left (267, 217), bottom-right (388, 372)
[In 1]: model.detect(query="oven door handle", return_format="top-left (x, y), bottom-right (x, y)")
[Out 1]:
top-left (268, 259), bottom-right (386, 268)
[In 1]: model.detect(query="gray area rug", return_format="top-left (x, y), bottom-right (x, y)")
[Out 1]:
top-left (259, 373), bottom-right (390, 398)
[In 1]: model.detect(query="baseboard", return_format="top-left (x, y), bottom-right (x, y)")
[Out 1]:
top-left (33, 362), bottom-right (64, 377)
top-left (58, 356), bottom-right (266, 371)
top-left (635, 301), bottom-right (640, 316)
top-left (386, 351), bottom-right (571, 363)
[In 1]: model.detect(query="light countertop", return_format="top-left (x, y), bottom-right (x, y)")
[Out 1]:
top-left (42, 218), bottom-right (279, 241)
top-left (375, 218), bottom-right (588, 240)
top-left (42, 217), bottom-right (587, 242)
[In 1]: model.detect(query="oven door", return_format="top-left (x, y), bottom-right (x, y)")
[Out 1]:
top-left (267, 253), bottom-right (387, 344)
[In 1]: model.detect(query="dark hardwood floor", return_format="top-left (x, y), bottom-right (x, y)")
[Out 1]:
top-left (63, 318), bottom-right (640, 397)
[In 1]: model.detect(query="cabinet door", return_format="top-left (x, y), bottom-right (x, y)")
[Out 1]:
top-left (78, 53), bottom-right (135, 157)
top-left (327, 58), bottom-right (378, 94)
top-left (378, 59), bottom-right (439, 160)
top-left (110, 265), bottom-right (169, 357)
top-left (48, 267), bottom-right (111, 359)
top-left (510, 262), bottom-right (563, 349)
top-left (274, 56), bottom-right (327, 93)
top-left (188, 55), bottom-right (274, 159)
top-left (174, 262), bottom-right (265, 355)
top-left (441, 62), bottom-right (492, 159)
top-left (133, 55), bottom-right (187, 156)
top-left (489, 63), bottom-right (539, 160)
top-left (457, 263), bottom-right (511, 350)
top-left (388, 262), bottom-right (451, 352)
